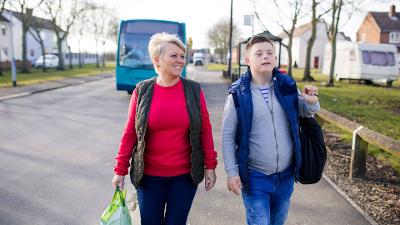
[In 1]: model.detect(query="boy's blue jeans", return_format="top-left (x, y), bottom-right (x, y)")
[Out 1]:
top-left (242, 166), bottom-right (295, 225)
top-left (137, 173), bottom-right (198, 225)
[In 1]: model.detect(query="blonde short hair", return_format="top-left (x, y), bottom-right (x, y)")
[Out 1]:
top-left (148, 32), bottom-right (186, 60)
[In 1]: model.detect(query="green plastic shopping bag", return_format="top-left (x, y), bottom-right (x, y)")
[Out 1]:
top-left (100, 187), bottom-right (132, 225)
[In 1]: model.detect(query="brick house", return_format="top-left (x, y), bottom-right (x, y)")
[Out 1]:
top-left (356, 5), bottom-right (400, 52)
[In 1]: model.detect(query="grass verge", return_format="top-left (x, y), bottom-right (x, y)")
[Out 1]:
top-left (0, 63), bottom-right (115, 88)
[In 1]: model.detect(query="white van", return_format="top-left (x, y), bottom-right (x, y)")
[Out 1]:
top-left (193, 52), bottom-right (205, 66)
top-left (323, 41), bottom-right (399, 86)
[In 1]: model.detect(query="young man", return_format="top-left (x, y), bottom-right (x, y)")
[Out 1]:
top-left (222, 35), bottom-right (320, 225)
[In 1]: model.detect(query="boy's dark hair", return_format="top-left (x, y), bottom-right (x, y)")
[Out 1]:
top-left (245, 35), bottom-right (274, 51)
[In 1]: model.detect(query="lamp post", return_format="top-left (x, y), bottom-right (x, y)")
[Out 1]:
top-left (102, 40), bottom-right (106, 69)
top-left (68, 45), bottom-right (73, 69)
top-left (228, 0), bottom-right (233, 78)
top-left (9, 12), bottom-right (17, 86)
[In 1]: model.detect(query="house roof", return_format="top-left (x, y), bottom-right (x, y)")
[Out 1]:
top-left (8, 10), bottom-right (56, 30)
top-left (0, 14), bottom-right (9, 22)
top-left (370, 11), bottom-right (400, 32)
top-left (338, 32), bottom-right (352, 41)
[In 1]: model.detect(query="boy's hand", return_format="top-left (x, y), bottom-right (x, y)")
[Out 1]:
top-left (301, 85), bottom-right (319, 104)
top-left (205, 169), bottom-right (217, 191)
top-left (227, 176), bottom-right (242, 196)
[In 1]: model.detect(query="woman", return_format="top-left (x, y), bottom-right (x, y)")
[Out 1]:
top-left (112, 32), bottom-right (218, 225)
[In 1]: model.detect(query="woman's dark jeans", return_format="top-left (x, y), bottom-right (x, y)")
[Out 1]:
top-left (137, 173), bottom-right (198, 225)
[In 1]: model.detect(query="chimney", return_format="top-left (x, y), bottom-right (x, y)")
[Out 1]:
top-left (25, 8), bottom-right (33, 18)
top-left (389, 5), bottom-right (396, 17)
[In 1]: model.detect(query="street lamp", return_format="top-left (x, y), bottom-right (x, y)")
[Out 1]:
top-left (68, 45), bottom-right (73, 69)
top-left (102, 40), bottom-right (106, 69)
top-left (9, 12), bottom-right (17, 86)
top-left (228, 0), bottom-right (233, 78)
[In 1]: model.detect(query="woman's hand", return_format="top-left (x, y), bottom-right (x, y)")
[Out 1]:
top-left (301, 85), bottom-right (319, 104)
top-left (204, 169), bottom-right (217, 191)
top-left (112, 175), bottom-right (125, 190)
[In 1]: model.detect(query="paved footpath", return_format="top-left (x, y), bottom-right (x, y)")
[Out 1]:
top-left (0, 68), bottom-right (371, 225)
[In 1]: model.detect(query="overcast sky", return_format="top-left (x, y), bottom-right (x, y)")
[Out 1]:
top-left (71, 0), bottom-right (400, 52)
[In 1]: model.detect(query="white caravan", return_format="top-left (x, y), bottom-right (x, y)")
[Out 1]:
top-left (323, 41), bottom-right (399, 86)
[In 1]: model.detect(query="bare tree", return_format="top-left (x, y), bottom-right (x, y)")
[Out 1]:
top-left (207, 18), bottom-right (240, 64)
top-left (324, 0), bottom-right (392, 86)
top-left (103, 14), bottom-right (118, 67)
top-left (10, 0), bottom-right (43, 73)
top-left (43, 0), bottom-right (87, 70)
top-left (87, 4), bottom-right (104, 68)
top-left (107, 15), bottom-right (119, 43)
top-left (29, 19), bottom-right (47, 72)
top-left (273, 0), bottom-right (306, 76)
top-left (302, 0), bottom-right (330, 81)
top-left (325, 0), bottom-right (342, 86)
top-left (0, 0), bottom-right (6, 14)
top-left (73, 9), bottom-right (89, 68)
top-left (323, 0), bottom-right (360, 86)
top-left (86, 3), bottom-right (117, 68)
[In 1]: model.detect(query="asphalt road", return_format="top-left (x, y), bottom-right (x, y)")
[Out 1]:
top-left (0, 76), bottom-right (131, 225)
top-left (0, 65), bottom-right (369, 225)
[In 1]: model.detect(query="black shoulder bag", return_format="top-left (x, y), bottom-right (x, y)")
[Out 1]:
top-left (298, 116), bottom-right (327, 184)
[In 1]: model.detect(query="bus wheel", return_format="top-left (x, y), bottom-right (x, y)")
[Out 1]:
top-left (127, 90), bottom-right (133, 95)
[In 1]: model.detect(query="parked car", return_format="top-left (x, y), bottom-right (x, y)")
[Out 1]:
top-left (35, 54), bottom-right (59, 68)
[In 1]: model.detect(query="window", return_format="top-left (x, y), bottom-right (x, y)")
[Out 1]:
top-left (119, 33), bottom-right (152, 68)
top-left (30, 49), bottom-right (34, 57)
top-left (2, 48), bottom-right (8, 56)
top-left (362, 51), bottom-right (371, 64)
top-left (389, 32), bottom-right (400, 43)
top-left (1, 25), bottom-right (6, 36)
top-left (387, 52), bottom-right (395, 66)
top-left (361, 50), bottom-right (396, 66)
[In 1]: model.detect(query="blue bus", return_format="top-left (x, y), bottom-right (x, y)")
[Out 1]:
top-left (116, 19), bottom-right (186, 94)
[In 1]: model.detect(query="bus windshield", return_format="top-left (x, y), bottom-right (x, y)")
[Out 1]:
top-left (116, 19), bottom-right (186, 93)
top-left (118, 21), bottom-right (183, 69)
top-left (119, 33), bottom-right (152, 68)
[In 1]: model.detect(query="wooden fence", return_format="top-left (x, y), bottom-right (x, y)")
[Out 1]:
top-left (317, 108), bottom-right (400, 179)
